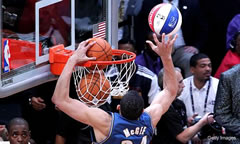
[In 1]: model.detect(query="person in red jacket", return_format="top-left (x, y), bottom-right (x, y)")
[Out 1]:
top-left (214, 31), bottom-right (240, 79)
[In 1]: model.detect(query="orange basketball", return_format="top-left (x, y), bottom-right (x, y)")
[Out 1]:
top-left (78, 71), bottom-right (111, 106)
top-left (87, 38), bottom-right (112, 70)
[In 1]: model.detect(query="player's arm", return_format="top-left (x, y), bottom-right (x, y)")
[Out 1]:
top-left (52, 40), bottom-right (111, 135)
top-left (145, 33), bottom-right (178, 127)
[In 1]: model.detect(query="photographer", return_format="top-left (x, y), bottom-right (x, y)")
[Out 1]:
top-left (152, 68), bottom-right (214, 144)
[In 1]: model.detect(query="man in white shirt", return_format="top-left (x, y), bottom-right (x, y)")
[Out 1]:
top-left (178, 53), bottom-right (219, 123)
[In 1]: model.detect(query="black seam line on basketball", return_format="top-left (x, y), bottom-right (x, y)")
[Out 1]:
top-left (88, 48), bottom-right (111, 60)
top-left (90, 40), bottom-right (111, 60)
top-left (89, 77), bottom-right (101, 98)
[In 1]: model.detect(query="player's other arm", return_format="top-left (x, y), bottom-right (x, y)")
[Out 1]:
top-left (52, 40), bottom-right (111, 134)
top-left (145, 33), bottom-right (178, 127)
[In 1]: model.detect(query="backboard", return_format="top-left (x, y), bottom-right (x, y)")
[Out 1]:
top-left (0, 0), bottom-right (118, 98)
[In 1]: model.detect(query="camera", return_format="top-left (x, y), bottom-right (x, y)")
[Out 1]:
top-left (191, 114), bottom-right (224, 139)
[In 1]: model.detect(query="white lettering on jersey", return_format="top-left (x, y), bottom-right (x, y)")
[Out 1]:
top-left (123, 127), bottom-right (147, 138)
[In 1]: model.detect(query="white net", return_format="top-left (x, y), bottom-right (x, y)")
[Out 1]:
top-left (73, 52), bottom-right (136, 107)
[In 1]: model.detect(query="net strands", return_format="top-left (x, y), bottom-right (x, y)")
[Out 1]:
top-left (106, 53), bottom-right (136, 97)
top-left (73, 68), bottom-right (111, 107)
top-left (72, 53), bottom-right (136, 107)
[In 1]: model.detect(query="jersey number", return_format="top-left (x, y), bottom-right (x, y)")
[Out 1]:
top-left (121, 136), bottom-right (147, 144)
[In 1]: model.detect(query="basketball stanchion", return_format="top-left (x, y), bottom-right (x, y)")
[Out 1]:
top-left (49, 41), bottom-right (136, 107)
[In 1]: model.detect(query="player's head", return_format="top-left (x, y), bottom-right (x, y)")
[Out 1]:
top-left (7, 117), bottom-right (30, 144)
top-left (190, 53), bottom-right (212, 81)
top-left (158, 67), bottom-right (184, 96)
top-left (119, 90), bottom-right (144, 120)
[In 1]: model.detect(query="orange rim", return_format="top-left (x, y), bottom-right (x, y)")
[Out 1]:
top-left (49, 45), bottom-right (136, 75)
top-left (80, 49), bottom-right (136, 67)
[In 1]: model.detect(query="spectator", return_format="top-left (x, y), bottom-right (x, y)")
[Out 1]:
top-left (178, 53), bottom-right (219, 121)
top-left (6, 117), bottom-right (31, 144)
top-left (118, 0), bottom-right (144, 40)
top-left (135, 32), bottom-right (163, 75)
top-left (214, 64), bottom-right (240, 142)
top-left (200, 0), bottom-right (240, 74)
top-left (152, 67), bottom-right (214, 144)
top-left (226, 14), bottom-right (240, 50)
top-left (214, 31), bottom-right (240, 79)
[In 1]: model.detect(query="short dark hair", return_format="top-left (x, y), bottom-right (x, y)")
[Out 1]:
top-left (190, 53), bottom-right (209, 67)
top-left (118, 38), bottom-right (135, 46)
top-left (7, 117), bottom-right (29, 131)
top-left (120, 90), bottom-right (144, 120)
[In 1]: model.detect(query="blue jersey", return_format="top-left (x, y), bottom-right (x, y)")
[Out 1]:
top-left (98, 112), bottom-right (154, 144)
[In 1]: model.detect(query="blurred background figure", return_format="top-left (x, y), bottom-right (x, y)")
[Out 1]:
top-left (214, 64), bottom-right (240, 143)
top-left (135, 32), bottom-right (163, 75)
top-left (200, 0), bottom-right (240, 74)
top-left (214, 31), bottom-right (240, 78)
top-left (117, 0), bottom-right (144, 40)
top-left (226, 14), bottom-right (240, 50)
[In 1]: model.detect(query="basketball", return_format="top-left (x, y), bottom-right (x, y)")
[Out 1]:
top-left (148, 3), bottom-right (182, 36)
top-left (87, 38), bottom-right (112, 70)
top-left (78, 71), bottom-right (111, 107)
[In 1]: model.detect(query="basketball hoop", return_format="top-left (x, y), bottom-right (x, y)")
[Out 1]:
top-left (49, 44), bottom-right (136, 107)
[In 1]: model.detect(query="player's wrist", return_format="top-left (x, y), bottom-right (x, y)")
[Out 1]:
top-left (160, 55), bottom-right (172, 61)
top-left (68, 56), bottom-right (78, 65)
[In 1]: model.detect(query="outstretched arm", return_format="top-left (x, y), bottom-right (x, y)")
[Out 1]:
top-left (52, 40), bottom-right (111, 136)
top-left (145, 33), bottom-right (178, 127)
